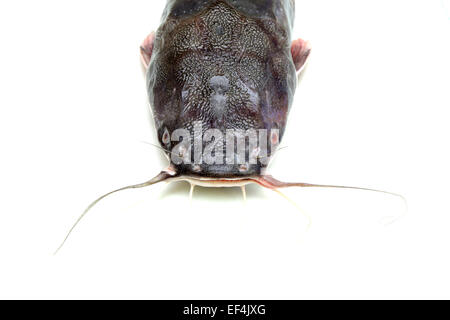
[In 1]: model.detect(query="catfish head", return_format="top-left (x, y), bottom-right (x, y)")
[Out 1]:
top-left (141, 1), bottom-right (310, 180)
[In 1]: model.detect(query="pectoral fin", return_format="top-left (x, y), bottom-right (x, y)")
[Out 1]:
top-left (140, 31), bottom-right (156, 70)
top-left (291, 38), bottom-right (311, 73)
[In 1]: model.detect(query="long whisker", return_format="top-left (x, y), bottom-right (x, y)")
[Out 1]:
top-left (253, 175), bottom-right (408, 219)
top-left (254, 175), bottom-right (407, 225)
top-left (54, 171), bottom-right (174, 255)
top-left (255, 175), bottom-right (406, 200)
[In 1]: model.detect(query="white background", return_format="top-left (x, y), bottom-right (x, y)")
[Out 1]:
top-left (0, 0), bottom-right (449, 299)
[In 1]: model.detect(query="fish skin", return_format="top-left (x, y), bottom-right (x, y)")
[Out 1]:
top-left (146, 0), bottom-right (299, 178)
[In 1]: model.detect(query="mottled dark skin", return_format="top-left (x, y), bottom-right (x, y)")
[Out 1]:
top-left (145, 0), bottom-right (303, 178)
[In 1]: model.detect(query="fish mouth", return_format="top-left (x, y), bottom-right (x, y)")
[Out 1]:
top-left (170, 175), bottom-right (257, 188)
top-left (171, 163), bottom-right (265, 180)
top-left (165, 164), bottom-right (265, 187)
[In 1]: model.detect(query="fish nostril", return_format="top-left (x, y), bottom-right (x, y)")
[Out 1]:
top-left (271, 130), bottom-right (279, 145)
top-left (162, 128), bottom-right (170, 145)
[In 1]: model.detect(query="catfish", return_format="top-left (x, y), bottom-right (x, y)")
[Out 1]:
top-left (56, 0), bottom-right (403, 253)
